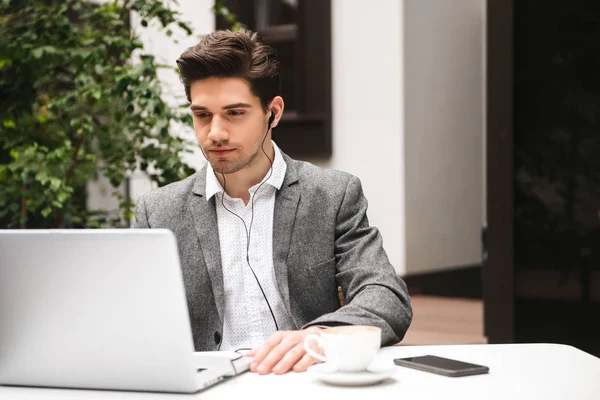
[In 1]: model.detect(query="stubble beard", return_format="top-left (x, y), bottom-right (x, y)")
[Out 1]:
top-left (210, 145), bottom-right (261, 175)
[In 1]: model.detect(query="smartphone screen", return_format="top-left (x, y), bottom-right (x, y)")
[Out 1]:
top-left (394, 355), bottom-right (489, 377)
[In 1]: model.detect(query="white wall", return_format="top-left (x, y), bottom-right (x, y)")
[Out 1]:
top-left (325, 0), bottom-right (485, 276)
top-left (323, 0), bottom-right (406, 274)
top-left (403, 0), bottom-right (485, 274)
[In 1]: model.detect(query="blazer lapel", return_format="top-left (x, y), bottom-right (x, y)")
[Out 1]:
top-left (273, 154), bottom-right (301, 325)
top-left (187, 155), bottom-right (301, 329)
top-left (190, 168), bottom-right (225, 324)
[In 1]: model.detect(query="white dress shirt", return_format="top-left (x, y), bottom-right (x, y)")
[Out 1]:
top-left (205, 141), bottom-right (295, 350)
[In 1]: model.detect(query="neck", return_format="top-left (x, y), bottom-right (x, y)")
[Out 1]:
top-left (217, 143), bottom-right (275, 204)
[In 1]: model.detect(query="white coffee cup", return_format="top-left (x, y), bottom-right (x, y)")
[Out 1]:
top-left (303, 325), bottom-right (381, 372)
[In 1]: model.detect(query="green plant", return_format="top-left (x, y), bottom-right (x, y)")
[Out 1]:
top-left (0, 0), bottom-right (204, 228)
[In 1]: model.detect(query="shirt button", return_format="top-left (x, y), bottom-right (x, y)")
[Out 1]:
top-left (214, 331), bottom-right (222, 345)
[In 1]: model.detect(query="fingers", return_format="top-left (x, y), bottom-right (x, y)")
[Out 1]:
top-left (272, 343), bottom-right (306, 375)
top-left (249, 331), bottom-right (284, 372)
top-left (255, 336), bottom-right (298, 375)
top-left (293, 352), bottom-right (319, 372)
top-left (248, 328), bottom-right (323, 374)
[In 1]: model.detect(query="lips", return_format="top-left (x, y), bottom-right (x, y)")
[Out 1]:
top-left (209, 148), bottom-right (235, 157)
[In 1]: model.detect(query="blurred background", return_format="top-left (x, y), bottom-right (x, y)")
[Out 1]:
top-left (1, 0), bottom-right (598, 356)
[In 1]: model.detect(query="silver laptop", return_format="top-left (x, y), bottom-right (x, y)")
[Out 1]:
top-left (0, 229), bottom-right (251, 393)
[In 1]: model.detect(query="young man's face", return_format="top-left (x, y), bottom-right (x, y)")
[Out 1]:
top-left (189, 77), bottom-right (272, 175)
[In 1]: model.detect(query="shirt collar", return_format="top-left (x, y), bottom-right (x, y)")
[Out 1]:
top-left (205, 141), bottom-right (287, 201)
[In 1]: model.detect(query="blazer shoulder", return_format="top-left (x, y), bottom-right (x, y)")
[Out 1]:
top-left (137, 173), bottom-right (197, 208)
top-left (291, 159), bottom-right (357, 193)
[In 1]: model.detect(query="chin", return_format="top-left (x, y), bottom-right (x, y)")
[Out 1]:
top-left (211, 161), bottom-right (242, 175)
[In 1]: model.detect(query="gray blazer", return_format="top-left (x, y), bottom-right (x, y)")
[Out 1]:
top-left (133, 152), bottom-right (412, 350)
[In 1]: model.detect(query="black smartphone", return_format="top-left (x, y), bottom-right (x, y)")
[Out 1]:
top-left (393, 355), bottom-right (489, 377)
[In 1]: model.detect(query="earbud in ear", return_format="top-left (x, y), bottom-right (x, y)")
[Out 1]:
top-left (268, 111), bottom-right (275, 128)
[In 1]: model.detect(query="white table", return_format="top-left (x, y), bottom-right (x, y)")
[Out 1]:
top-left (1, 343), bottom-right (599, 399)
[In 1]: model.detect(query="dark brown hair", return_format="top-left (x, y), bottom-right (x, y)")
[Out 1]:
top-left (176, 29), bottom-right (280, 112)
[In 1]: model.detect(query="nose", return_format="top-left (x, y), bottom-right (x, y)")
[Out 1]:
top-left (207, 116), bottom-right (229, 143)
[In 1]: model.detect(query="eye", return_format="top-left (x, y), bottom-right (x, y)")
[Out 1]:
top-left (195, 112), bottom-right (211, 119)
top-left (227, 110), bottom-right (245, 117)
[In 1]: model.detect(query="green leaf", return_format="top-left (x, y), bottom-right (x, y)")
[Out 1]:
top-left (37, 113), bottom-right (48, 124)
top-left (91, 88), bottom-right (102, 100)
top-left (35, 171), bottom-right (49, 185)
top-left (57, 192), bottom-right (68, 203)
top-left (9, 149), bottom-right (19, 160)
top-left (3, 120), bottom-right (16, 129)
top-left (31, 46), bottom-right (57, 59)
top-left (78, 49), bottom-right (92, 60)
top-left (41, 207), bottom-right (53, 218)
top-left (177, 21), bottom-right (193, 35)
top-left (49, 177), bottom-right (61, 191)
top-left (0, 59), bottom-right (12, 69)
top-left (32, 48), bottom-right (44, 59)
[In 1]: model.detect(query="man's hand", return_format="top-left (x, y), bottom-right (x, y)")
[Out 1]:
top-left (247, 327), bottom-right (324, 375)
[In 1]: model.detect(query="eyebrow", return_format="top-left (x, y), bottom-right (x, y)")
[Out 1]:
top-left (190, 102), bottom-right (253, 111)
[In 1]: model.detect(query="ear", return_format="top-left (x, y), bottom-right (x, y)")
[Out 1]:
top-left (267, 96), bottom-right (284, 129)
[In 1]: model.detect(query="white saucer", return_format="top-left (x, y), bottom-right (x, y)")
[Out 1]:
top-left (307, 363), bottom-right (397, 386)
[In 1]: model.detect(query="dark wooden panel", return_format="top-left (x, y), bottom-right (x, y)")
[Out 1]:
top-left (272, 113), bottom-right (329, 158)
top-left (404, 265), bottom-right (482, 299)
top-left (484, 0), bottom-right (515, 343)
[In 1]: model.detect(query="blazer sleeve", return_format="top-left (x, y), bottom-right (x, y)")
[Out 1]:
top-left (132, 194), bottom-right (150, 228)
top-left (302, 176), bottom-right (413, 345)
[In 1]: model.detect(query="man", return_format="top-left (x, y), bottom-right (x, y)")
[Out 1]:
top-left (133, 29), bottom-right (412, 375)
